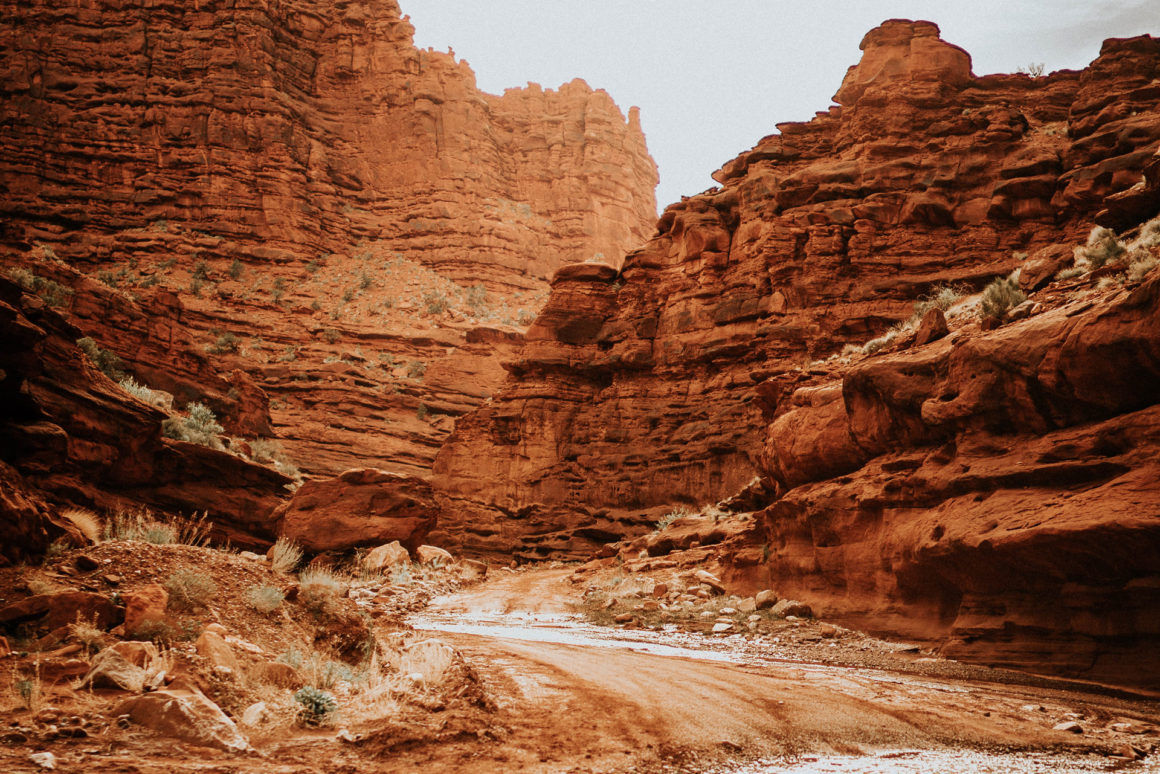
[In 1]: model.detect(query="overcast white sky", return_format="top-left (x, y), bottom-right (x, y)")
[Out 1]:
top-left (405, 1), bottom-right (1158, 210)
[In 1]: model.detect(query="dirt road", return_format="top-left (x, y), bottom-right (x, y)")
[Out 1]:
top-left (409, 568), bottom-right (1160, 773)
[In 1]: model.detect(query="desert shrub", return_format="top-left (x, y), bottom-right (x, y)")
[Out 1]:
top-left (163, 402), bottom-right (224, 449)
top-left (654, 507), bottom-right (692, 532)
top-left (406, 360), bottom-right (427, 380)
top-left (322, 328), bottom-right (340, 344)
top-left (76, 337), bottom-right (125, 380)
top-left (118, 377), bottom-right (169, 408)
top-left (127, 619), bottom-right (177, 646)
top-left (298, 567), bottom-right (344, 613)
top-left (69, 612), bottom-right (106, 654)
top-left (422, 290), bottom-right (449, 315)
top-left (59, 508), bottom-right (102, 543)
top-left (192, 260), bottom-right (209, 281)
top-left (862, 330), bottom-right (897, 355)
top-left (912, 284), bottom-right (964, 319)
top-left (979, 276), bottom-right (1027, 320)
top-left (359, 273), bottom-right (372, 290)
top-left (1076, 226), bottom-right (1126, 270)
top-left (270, 537), bottom-right (303, 573)
top-left (8, 267), bottom-right (74, 307)
top-left (1128, 254), bottom-right (1158, 283)
top-left (389, 563), bottom-right (412, 586)
top-left (416, 403), bottom-right (428, 420)
top-left (397, 639), bottom-right (455, 686)
top-left (293, 686), bottom-right (337, 725)
top-left (1134, 217), bottom-right (1160, 249)
top-left (228, 259), bottom-right (244, 280)
top-left (246, 585), bottom-right (284, 614)
top-left (165, 569), bottom-right (217, 612)
top-left (1055, 266), bottom-right (1085, 281)
top-left (279, 345), bottom-right (298, 362)
top-left (104, 508), bottom-right (209, 546)
top-left (206, 331), bottom-right (240, 355)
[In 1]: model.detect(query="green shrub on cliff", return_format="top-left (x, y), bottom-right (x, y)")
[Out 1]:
top-left (979, 276), bottom-right (1027, 321)
top-left (162, 402), bottom-right (224, 449)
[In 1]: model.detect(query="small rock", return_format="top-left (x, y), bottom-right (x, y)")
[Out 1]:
top-left (416, 545), bottom-right (454, 566)
top-left (651, 583), bottom-right (669, 599)
top-left (456, 559), bottom-right (488, 581)
top-left (73, 554), bottom-right (100, 573)
top-left (711, 622), bottom-right (733, 633)
top-left (640, 600), bottom-right (660, 612)
top-left (238, 551), bottom-right (264, 562)
top-left (738, 598), bottom-right (757, 613)
top-left (102, 574), bottom-right (121, 585)
top-left (1053, 721), bottom-right (1084, 734)
top-left (719, 607), bottom-right (738, 615)
top-left (819, 624), bottom-right (839, 639)
top-left (601, 597), bottom-right (617, 610)
top-left (755, 589), bottom-right (778, 610)
top-left (914, 306), bottom-right (950, 346)
top-left (747, 614), bottom-right (762, 623)
top-left (613, 612), bottom-right (634, 624)
top-left (250, 661), bottom-right (301, 689)
top-left (337, 728), bottom-right (359, 744)
top-left (694, 570), bottom-right (726, 594)
top-left (1006, 299), bottom-right (1035, 321)
top-left (1021, 704), bottom-right (1046, 713)
top-left (196, 631), bottom-right (239, 673)
top-left (123, 584), bottom-right (168, 634)
top-left (362, 541), bottom-right (410, 574)
top-left (29, 752), bottom-right (56, 770)
top-left (240, 702), bottom-right (269, 727)
top-left (772, 599), bottom-right (813, 618)
top-left (81, 647), bottom-right (148, 691)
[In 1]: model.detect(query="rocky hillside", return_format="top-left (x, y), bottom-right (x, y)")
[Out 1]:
top-left (0, 0), bottom-right (657, 479)
top-left (434, 21), bottom-right (1160, 558)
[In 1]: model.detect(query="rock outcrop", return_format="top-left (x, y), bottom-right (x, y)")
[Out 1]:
top-left (435, 23), bottom-right (1160, 560)
top-left (0, 0), bottom-right (657, 480)
top-left (273, 468), bottom-right (438, 553)
top-left (0, 276), bottom-right (291, 560)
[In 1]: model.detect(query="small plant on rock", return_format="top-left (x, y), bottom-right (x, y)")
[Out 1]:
top-left (206, 331), bottom-right (240, 355)
top-left (76, 337), bottom-right (125, 380)
top-left (979, 275), bottom-right (1027, 321)
top-left (298, 567), bottom-right (344, 614)
top-left (269, 537), bottom-right (303, 573)
top-left (1075, 226), bottom-right (1126, 270)
top-left (163, 402), bottom-right (224, 449)
top-left (293, 686), bottom-right (337, 726)
top-left (246, 585), bottom-right (285, 614)
top-left (165, 569), bottom-right (217, 612)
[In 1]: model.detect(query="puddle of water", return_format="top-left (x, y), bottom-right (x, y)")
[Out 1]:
top-left (717, 750), bottom-right (1150, 773)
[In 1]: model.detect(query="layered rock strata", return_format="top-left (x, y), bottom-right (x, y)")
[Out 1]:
top-left (0, 0), bottom-right (657, 478)
top-left (0, 276), bottom-right (290, 560)
top-left (435, 23), bottom-right (1160, 560)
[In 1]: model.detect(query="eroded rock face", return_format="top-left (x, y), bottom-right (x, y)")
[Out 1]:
top-left (731, 272), bottom-right (1160, 688)
top-left (273, 468), bottom-right (438, 552)
top-left (435, 23), bottom-right (1160, 561)
top-left (0, 0), bottom-right (657, 481)
top-left (0, 278), bottom-right (291, 560)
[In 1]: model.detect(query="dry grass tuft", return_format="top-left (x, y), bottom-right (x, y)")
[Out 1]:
top-left (59, 508), bottom-right (102, 543)
top-left (269, 537), bottom-right (303, 573)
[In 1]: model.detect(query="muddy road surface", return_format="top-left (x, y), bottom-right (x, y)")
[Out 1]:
top-left (410, 567), bottom-right (1160, 773)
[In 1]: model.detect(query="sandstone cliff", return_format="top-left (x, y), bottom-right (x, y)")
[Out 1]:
top-left (0, 0), bottom-right (657, 480)
top-left (434, 22), bottom-right (1160, 556)
top-left (434, 20), bottom-right (1160, 688)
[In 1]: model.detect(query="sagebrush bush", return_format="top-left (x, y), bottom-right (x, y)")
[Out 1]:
top-left (980, 276), bottom-right (1027, 320)
top-left (654, 507), bottom-right (692, 533)
top-left (1128, 254), bottom-right (1158, 283)
top-left (298, 567), bottom-right (344, 613)
top-left (118, 377), bottom-right (169, 408)
top-left (912, 285), bottom-right (964, 319)
top-left (269, 537), bottom-right (303, 573)
top-left (8, 267), bottom-right (72, 307)
top-left (163, 402), bottom-right (224, 449)
top-left (165, 569), bottom-right (217, 611)
top-left (1076, 226), bottom-right (1126, 270)
top-left (77, 337), bottom-right (125, 380)
top-left (206, 331), bottom-right (240, 355)
top-left (246, 585), bottom-right (285, 614)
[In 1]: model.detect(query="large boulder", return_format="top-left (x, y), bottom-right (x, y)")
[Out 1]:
top-left (273, 468), bottom-right (438, 552)
top-left (362, 541), bottom-right (410, 574)
top-left (0, 591), bottom-right (120, 634)
top-left (115, 689), bottom-right (250, 752)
